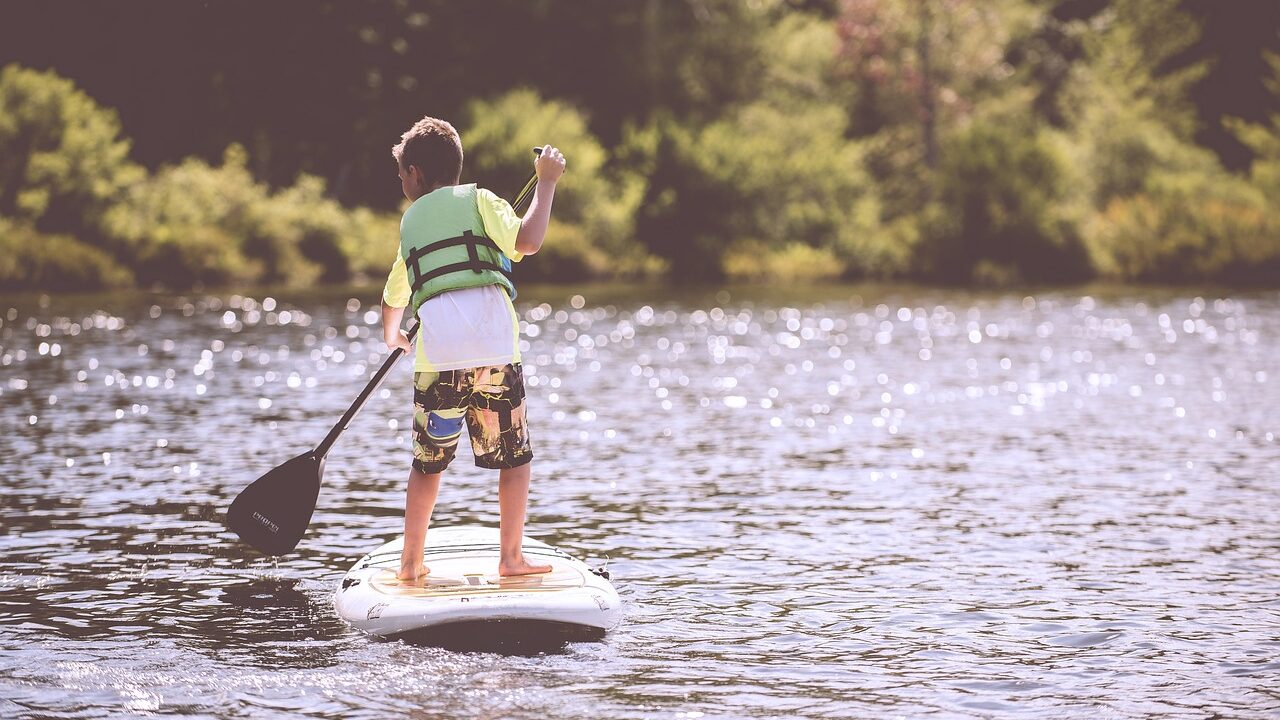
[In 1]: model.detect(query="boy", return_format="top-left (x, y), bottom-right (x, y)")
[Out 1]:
top-left (381, 116), bottom-right (565, 580)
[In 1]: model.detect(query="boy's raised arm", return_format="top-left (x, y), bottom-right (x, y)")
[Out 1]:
top-left (514, 145), bottom-right (566, 256)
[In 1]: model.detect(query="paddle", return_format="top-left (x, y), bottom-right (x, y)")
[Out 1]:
top-left (226, 148), bottom-right (545, 555)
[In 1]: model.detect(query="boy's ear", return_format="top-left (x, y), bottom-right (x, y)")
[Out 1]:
top-left (407, 164), bottom-right (430, 190)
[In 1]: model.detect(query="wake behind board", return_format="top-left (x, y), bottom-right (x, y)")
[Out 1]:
top-left (335, 526), bottom-right (620, 648)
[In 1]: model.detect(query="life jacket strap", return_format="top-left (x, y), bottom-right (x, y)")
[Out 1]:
top-left (406, 230), bottom-right (512, 295)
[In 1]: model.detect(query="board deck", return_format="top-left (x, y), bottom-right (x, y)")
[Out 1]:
top-left (367, 561), bottom-right (587, 598)
top-left (334, 526), bottom-right (621, 648)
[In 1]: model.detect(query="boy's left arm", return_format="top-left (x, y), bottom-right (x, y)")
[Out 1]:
top-left (382, 303), bottom-right (411, 353)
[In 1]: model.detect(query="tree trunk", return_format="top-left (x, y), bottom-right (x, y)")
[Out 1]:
top-left (918, 0), bottom-right (939, 181)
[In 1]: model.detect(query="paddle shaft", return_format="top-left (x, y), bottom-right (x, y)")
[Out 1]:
top-left (312, 151), bottom-right (544, 461)
top-left (313, 317), bottom-right (421, 460)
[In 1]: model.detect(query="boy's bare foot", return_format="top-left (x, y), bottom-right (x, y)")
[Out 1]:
top-left (499, 556), bottom-right (552, 577)
top-left (396, 565), bottom-right (429, 581)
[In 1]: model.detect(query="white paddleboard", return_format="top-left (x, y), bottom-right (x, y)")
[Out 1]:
top-left (334, 526), bottom-right (620, 644)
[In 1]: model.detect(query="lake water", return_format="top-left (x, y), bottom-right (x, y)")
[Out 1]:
top-left (1, 283), bottom-right (1277, 719)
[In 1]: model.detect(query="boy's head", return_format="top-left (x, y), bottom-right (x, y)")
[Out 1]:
top-left (392, 116), bottom-right (463, 200)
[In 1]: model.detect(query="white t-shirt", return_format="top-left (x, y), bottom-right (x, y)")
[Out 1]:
top-left (413, 284), bottom-right (521, 372)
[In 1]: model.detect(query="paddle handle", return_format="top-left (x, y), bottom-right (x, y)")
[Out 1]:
top-left (312, 151), bottom-right (544, 461)
top-left (511, 147), bottom-right (545, 216)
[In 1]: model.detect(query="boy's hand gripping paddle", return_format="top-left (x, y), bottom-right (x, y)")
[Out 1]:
top-left (226, 149), bottom-right (544, 556)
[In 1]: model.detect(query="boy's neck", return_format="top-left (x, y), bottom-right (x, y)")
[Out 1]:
top-left (413, 182), bottom-right (450, 201)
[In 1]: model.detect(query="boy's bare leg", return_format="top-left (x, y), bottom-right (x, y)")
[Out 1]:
top-left (398, 466), bottom-right (441, 581)
top-left (498, 463), bottom-right (552, 576)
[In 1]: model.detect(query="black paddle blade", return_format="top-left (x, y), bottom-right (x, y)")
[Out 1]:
top-left (226, 451), bottom-right (324, 556)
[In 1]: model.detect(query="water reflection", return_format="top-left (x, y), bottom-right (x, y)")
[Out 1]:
top-left (0, 284), bottom-right (1277, 718)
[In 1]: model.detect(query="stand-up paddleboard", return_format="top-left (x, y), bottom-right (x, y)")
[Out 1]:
top-left (335, 526), bottom-right (620, 648)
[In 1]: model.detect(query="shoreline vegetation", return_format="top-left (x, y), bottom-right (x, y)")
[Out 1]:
top-left (0, 281), bottom-right (1266, 315)
top-left (2, 2), bottom-right (1279, 292)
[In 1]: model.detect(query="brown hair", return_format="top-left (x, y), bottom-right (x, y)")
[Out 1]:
top-left (392, 116), bottom-right (463, 187)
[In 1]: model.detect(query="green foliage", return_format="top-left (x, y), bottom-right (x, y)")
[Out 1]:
top-left (723, 241), bottom-right (847, 283)
top-left (103, 146), bottom-right (263, 286)
top-left (1071, 0), bottom-right (1206, 140)
top-left (1083, 173), bottom-right (1278, 283)
top-left (256, 173), bottom-right (399, 284)
top-left (0, 217), bottom-right (133, 291)
top-left (835, 0), bottom-right (1032, 137)
top-left (643, 15), bottom-right (892, 283)
top-left (832, 0), bottom-right (1059, 278)
top-left (461, 88), bottom-right (657, 281)
top-left (700, 102), bottom-right (882, 279)
top-left (3, 1), bottom-right (1280, 291)
top-left (1058, 0), bottom-right (1216, 209)
top-left (1057, 14), bottom-right (1278, 284)
top-left (918, 122), bottom-right (1090, 284)
top-left (0, 66), bottom-right (402, 293)
top-left (1226, 53), bottom-right (1280, 202)
top-left (1081, 50), bottom-right (1280, 285)
top-left (654, 0), bottom-right (773, 124)
top-left (101, 145), bottom-right (400, 289)
top-left (0, 64), bottom-right (143, 238)
top-left (342, 207), bottom-right (404, 279)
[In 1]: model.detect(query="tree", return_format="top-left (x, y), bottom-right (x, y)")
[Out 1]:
top-left (1174, 0), bottom-right (1280, 170)
top-left (639, 13), bottom-right (888, 281)
top-left (834, 0), bottom-right (1032, 211)
top-left (1227, 52), bottom-right (1280, 200)
top-left (0, 64), bottom-right (143, 239)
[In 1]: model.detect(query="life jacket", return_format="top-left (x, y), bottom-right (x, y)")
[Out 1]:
top-left (400, 183), bottom-right (516, 314)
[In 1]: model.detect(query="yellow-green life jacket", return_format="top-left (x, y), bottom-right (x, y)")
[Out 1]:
top-left (400, 184), bottom-right (516, 314)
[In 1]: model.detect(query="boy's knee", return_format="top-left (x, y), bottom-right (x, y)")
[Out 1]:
top-left (476, 450), bottom-right (533, 471)
top-left (408, 465), bottom-right (442, 482)
top-left (412, 457), bottom-right (450, 475)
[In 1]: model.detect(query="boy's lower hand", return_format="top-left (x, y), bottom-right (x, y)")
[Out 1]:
top-left (386, 330), bottom-right (413, 354)
top-left (536, 145), bottom-right (566, 183)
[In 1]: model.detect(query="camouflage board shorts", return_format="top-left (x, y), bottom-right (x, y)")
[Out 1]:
top-left (411, 363), bottom-right (533, 473)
